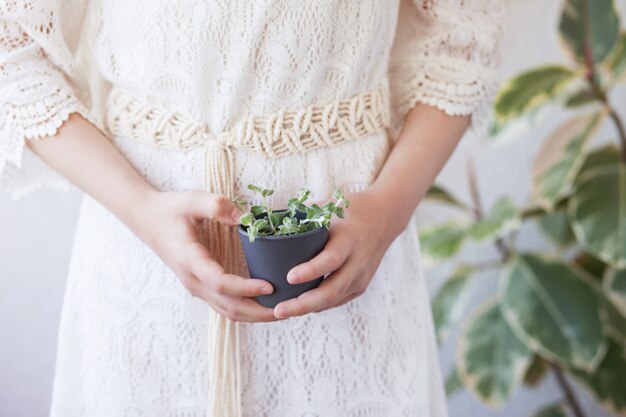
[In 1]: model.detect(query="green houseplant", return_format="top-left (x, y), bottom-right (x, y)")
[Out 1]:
top-left (232, 184), bottom-right (349, 308)
top-left (421, 0), bottom-right (626, 416)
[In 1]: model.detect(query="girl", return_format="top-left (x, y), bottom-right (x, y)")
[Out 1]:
top-left (0, 1), bottom-right (503, 416)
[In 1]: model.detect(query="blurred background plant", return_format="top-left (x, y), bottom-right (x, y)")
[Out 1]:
top-left (421, 0), bottom-right (626, 416)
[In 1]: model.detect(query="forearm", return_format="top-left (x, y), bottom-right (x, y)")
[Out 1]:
top-left (26, 113), bottom-right (157, 230)
top-left (371, 103), bottom-right (470, 235)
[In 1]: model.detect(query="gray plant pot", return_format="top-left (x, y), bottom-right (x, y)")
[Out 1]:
top-left (237, 210), bottom-right (329, 308)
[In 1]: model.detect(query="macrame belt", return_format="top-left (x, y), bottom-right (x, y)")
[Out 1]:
top-left (104, 84), bottom-right (391, 417)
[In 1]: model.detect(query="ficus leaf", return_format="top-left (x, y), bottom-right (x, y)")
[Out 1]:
top-left (469, 197), bottom-right (521, 242)
top-left (608, 32), bottom-right (626, 82)
top-left (499, 254), bottom-right (607, 371)
top-left (432, 265), bottom-right (475, 343)
top-left (531, 112), bottom-right (604, 210)
top-left (492, 66), bottom-right (576, 133)
top-left (445, 367), bottom-right (463, 397)
top-left (570, 339), bottom-right (626, 415)
top-left (604, 267), bottom-right (626, 317)
top-left (559, 0), bottom-right (620, 64)
top-left (419, 221), bottom-right (469, 263)
top-left (533, 403), bottom-right (568, 417)
top-left (424, 184), bottom-right (469, 211)
top-left (537, 209), bottom-right (576, 248)
top-left (457, 299), bottom-right (533, 407)
top-left (576, 144), bottom-right (621, 184)
top-left (569, 165), bottom-right (626, 269)
top-left (523, 355), bottom-right (549, 387)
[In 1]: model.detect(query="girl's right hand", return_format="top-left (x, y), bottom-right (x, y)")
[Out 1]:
top-left (132, 190), bottom-right (280, 323)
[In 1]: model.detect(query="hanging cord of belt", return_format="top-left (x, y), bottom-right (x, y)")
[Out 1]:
top-left (105, 84), bottom-right (391, 417)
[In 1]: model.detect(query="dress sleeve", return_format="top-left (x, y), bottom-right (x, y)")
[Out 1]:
top-left (389, 0), bottom-right (505, 135)
top-left (0, 0), bottom-right (97, 199)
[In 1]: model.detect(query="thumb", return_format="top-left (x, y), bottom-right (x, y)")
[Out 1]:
top-left (189, 192), bottom-right (244, 226)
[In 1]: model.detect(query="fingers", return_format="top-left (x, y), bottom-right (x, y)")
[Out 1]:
top-left (274, 270), bottom-right (351, 319)
top-left (186, 191), bottom-right (243, 226)
top-left (286, 232), bottom-right (351, 284)
top-left (180, 243), bottom-right (278, 322)
top-left (314, 289), bottom-right (364, 313)
top-left (187, 242), bottom-right (273, 297)
top-left (184, 274), bottom-right (278, 322)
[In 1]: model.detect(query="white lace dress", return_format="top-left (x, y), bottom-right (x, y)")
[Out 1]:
top-left (0, 1), bottom-right (503, 416)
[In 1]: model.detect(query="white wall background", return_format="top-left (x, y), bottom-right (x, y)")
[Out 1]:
top-left (1, 1), bottom-right (624, 416)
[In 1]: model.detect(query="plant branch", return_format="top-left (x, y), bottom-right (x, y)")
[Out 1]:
top-left (550, 364), bottom-right (587, 417)
top-left (582, 52), bottom-right (626, 161)
top-left (467, 158), bottom-right (484, 221)
top-left (467, 158), bottom-right (512, 261)
top-left (606, 104), bottom-right (626, 162)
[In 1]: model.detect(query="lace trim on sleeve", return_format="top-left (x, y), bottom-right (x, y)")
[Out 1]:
top-left (392, 56), bottom-right (499, 135)
top-left (389, 0), bottom-right (504, 135)
top-left (0, 84), bottom-right (95, 199)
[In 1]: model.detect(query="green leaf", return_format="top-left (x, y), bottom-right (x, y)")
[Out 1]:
top-left (537, 209), bottom-right (576, 247)
top-left (469, 197), bottom-right (521, 242)
top-left (457, 299), bottom-right (533, 407)
top-left (419, 221), bottom-right (469, 262)
top-left (576, 144), bottom-right (621, 183)
top-left (247, 184), bottom-right (263, 193)
top-left (608, 32), bottom-right (626, 82)
top-left (432, 265), bottom-right (474, 343)
top-left (239, 213), bottom-right (254, 227)
top-left (573, 251), bottom-right (608, 279)
top-left (571, 340), bottom-right (626, 415)
top-left (605, 296), bottom-right (626, 346)
top-left (559, 0), bottom-right (620, 64)
top-left (492, 65), bottom-right (575, 132)
top-left (332, 189), bottom-right (344, 200)
top-left (523, 355), bottom-right (549, 387)
top-left (531, 112), bottom-right (603, 210)
top-left (569, 165), bottom-right (626, 269)
top-left (250, 205), bottom-right (265, 217)
top-left (564, 89), bottom-right (598, 108)
top-left (269, 211), bottom-right (286, 228)
top-left (231, 195), bottom-right (248, 211)
top-left (533, 403), bottom-right (568, 417)
top-left (445, 367), bottom-right (463, 397)
top-left (424, 184), bottom-right (469, 210)
top-left (252, 218), bottom-right (269, 230)
top-left (604, 267), bottom-right (626, 317)
top-left (297, 188), bottom-right (311, 202)
top-left (499, 254), bottom-right (607, 371)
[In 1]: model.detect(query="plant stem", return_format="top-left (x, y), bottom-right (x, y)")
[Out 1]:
top-left (467, 159), bottom-right (512, 261)
top-left (582, 46), bottom-right (626, 161)
top-left (263, 196), bottom-right (277, 234)
top-left (472, 259), bottom-right (505, 271)
top-left (606, 104), bottom-right (626, 162)
top-left (467, 158), bottom-right (484, 222)
top-left (550, 364), bottom-right (587, 417)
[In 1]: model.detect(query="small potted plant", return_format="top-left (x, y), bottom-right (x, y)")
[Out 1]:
top-left (232, 184), bottom-right (349, 308)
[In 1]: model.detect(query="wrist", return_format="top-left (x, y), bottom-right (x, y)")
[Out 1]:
top-left (366, 182), bottom-right (417, 240)
top-left (120, 186), bottom-right (163, 241)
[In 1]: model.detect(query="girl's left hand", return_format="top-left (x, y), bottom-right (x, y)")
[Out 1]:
top-left (272, 186), bottom-right (406, 319)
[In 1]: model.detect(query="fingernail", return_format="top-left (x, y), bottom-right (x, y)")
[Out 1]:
top-left (287, 271), bottom-right (298, 284)
top-left (260, 285), bottom-right (273, 294)
top-left (231, 207), bottom-right (244, 222)
top-left (275, 308), bottom-right (289, 319)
